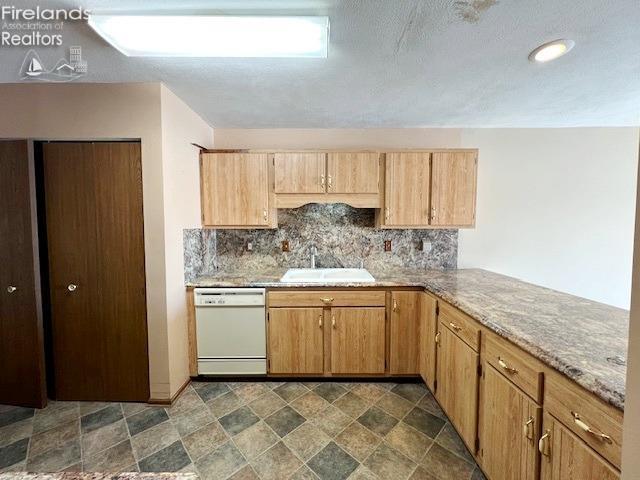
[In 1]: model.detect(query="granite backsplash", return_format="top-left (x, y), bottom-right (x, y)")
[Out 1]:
top-left (184, 204), bottom-right (458, 282)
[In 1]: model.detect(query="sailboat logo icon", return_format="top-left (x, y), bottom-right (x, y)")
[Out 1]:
top-left (19, 48), bottom-right (87, 82)
top-left (25, 55), bottom-right (44, 77)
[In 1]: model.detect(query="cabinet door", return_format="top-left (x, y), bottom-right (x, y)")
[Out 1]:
top-left (419, 293), bottom-right (437, 390)
top-left (384, 152), bottom-right (431, 226)
top-left (540, 413), bottom-right (619, 480)
top-left (268, 308), bottom-right (324, 374)
top-left (431, 151), bottom-right (477, 227)
top-left (327, 152), bottom-right (380, 194)
top-left (389, 291), bottom-right (421, 374)
top-left (436, 323), bottom-right (479, 450)
top-left (331, 307), bottom-right (385, 374)
top-left (274, 152), bottom-right (326, 194)
top-left (201, 153), bottom-right (270, 226)
top-left (479, 364), bottom-right (540, 480)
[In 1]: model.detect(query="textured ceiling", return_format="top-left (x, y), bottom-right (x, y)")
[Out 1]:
top-left (2, 0), bottom-right (639, 127)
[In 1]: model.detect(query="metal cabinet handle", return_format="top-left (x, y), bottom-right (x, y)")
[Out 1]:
top-left (524, 417), bottom-right (534, 440)
top-left (67, 284), bottom-right (77, 292)
top-left (539, 431), bottom-right (551, 457)
top-left (7, 286), bottom-right (17, 293)
top-left (328, 175), bottom-right (333, 189)
top-left (571, 411), bottom-right (613, 444)
top-left (384, 207), bottom-right (390, 220)
top-left (319, 315), bottom-right (323, 328)
top-left (321, 174), bottom-right (325, 188)
top-left (320, 297), bottom-right (334, 304)
top-left (392, 299), bottom-right (398, 312)
top-left (435, 331), bottom-right (441, 345)
top-left (263, 209), bottom-right (268, 222)
top-left (430, 206), bottom-right (436, 221)
top-left (449, 322), bottom-right (462, 332)
top-left (332, 315), bottom-right (336, 329)
top-left (498, 357), bottom-right (518, 374)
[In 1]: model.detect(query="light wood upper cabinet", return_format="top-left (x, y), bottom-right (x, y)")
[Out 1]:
top-left (419, 292), bottom-right (437, 391)
top-left (540, 412), bottom-right (619, 480)
top-left (479, 364), bottom-right (541, 480)
top-left (330, 307), bottom-right (385, 374)
top-left (200, 153), bottom-right (274, 227)
top-left (431, 151), bottom-right (477, 227)
top-left (436, 322), bottom-right (479, 451)
top-left (274, 152), bottom-right (326, 194)
top-left (268, 307), bottom-right (324, 374)
top-left (389, 291), bottom-right (421, 374)
top-left (383, 152), bottom-right (431, 227)
top-left (327, 153), bottom-right (380, 194)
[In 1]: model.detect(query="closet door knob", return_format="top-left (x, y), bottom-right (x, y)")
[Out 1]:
top-left (7, 286), bottom-right (17, 293)
top-left (67, 284), bottom-right (77, 292)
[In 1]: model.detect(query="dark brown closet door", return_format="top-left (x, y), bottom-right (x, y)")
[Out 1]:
top-left (43, 142), bottom-right (149, 402)
top-left (0, 140), bottom-right (47, 408)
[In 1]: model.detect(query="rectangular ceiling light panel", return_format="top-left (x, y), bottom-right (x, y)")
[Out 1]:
top-left (88, 15), bottom-right (329, 57)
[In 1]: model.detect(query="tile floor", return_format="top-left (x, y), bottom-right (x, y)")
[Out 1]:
top-left (0, 381), bottom-right (486, 480)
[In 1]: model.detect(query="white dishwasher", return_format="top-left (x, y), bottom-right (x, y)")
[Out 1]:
top-left (194, 288), bottom-right (267, 375)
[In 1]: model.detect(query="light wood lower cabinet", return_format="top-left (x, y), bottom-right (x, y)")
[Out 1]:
top-left (389, 291), bottom-right (421, 374)
top-left (540, 412), bottom-right (619, 480)
top-left (330, 307), bottom-right (385, 374)
top-left (479, 363), bottom-right (541, 480)
top-left (435, 322), bottom-right (479, 451)
top-left (268, 307), bottom-right (324, 374)
top-left (418, 292), bottom-right (437, 390)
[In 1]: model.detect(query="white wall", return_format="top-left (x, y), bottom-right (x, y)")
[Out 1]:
top-left (215, 127), bottom-right (639, 308)
top-left (459, 128), bottom-right (639, 309)
top-left (159, 85), bottom-right (213, 394)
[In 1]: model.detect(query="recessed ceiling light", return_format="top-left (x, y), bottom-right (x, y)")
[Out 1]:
top-left (528, 39), bottom-right (575, 63)
top-left (88, 15), bottom-right (329, 58)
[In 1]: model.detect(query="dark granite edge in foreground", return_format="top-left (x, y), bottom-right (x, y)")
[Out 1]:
top-left (187, 268), bottom-right (629, 411)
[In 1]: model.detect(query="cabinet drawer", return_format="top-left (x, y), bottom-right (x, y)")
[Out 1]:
top-left (268, 290), bottom-right (386, 308)
top-left (544, 370), bottom-right (623, 469)
top-left (438, 302), bottom-right (480, 351)
top-left (483, 334), bottom-right (543, 403)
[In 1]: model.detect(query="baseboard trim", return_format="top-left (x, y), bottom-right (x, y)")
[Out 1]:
top-left (148, 377), bottom-right (191, 406)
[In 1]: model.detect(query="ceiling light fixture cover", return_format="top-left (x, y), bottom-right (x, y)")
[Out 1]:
top-left (528, 39), bottom-right (575, 63)
top-left (88, 15), bottom-right (329, 57)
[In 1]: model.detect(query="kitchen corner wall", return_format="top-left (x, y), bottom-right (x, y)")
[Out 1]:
top-left (184, 204), bottom-right (458, 281)
top-left (0, 83), bottom-right (213, 402)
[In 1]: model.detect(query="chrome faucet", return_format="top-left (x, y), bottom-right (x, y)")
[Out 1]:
top-left (309, 245), bottom-right (318, 269)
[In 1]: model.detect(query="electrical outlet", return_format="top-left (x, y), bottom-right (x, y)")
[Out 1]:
top-left (282, 240), bottom-right (290, 252)
top-left (384, 240), bottom-right (392, 252)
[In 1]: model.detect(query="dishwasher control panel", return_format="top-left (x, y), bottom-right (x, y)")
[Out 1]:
top-left (194, 288), bottom-right (266, 307)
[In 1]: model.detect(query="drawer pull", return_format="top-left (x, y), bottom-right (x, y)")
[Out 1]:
top-left (498, 357), bottom-right (518, 374)
top-left (320, 297), bottom-right (334, 304)
top-left (523, 417), bottom-right (534, 440)
top-left (332, 315), bottom-right (336, 329)
top-left (319, 315), bottom-right (323, 328)
top-left (449, 322), bottom-right (462, 332)
top-left (539, 431), bottom-right (551, 457)
top-left (571, 411), bottom-right (613, 444)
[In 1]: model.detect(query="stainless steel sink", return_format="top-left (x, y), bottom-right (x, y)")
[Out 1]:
top-left (280, 268), bottom-right (375, 283)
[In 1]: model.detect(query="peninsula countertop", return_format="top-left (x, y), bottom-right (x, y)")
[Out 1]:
top-left (187, 267), bottom-right (629, 411)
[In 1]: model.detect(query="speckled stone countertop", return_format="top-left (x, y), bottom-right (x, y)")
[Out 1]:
top-left (0, 474), bottom-right (196, 480)
top-left (187, 268), bottom-right (629, 411)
